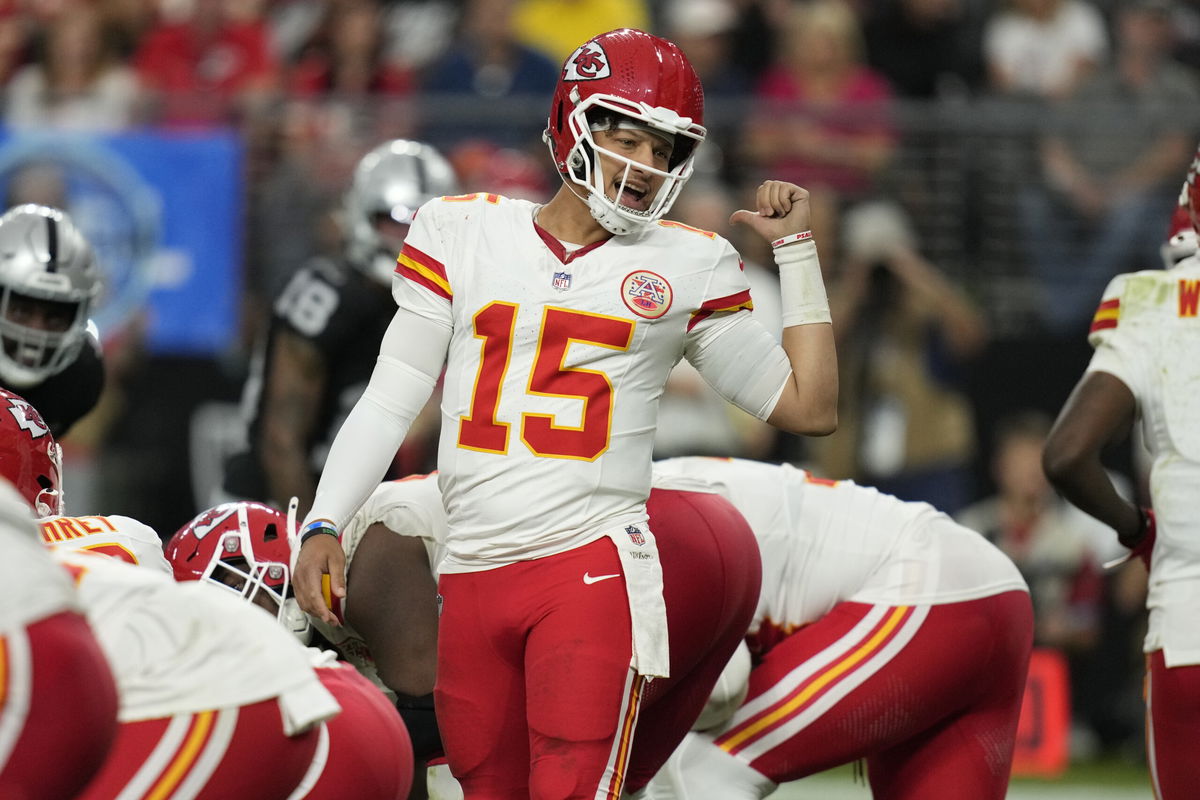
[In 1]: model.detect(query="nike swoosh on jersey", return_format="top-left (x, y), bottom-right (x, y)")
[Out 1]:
top-left (583, 572), bottom-right (621, 585)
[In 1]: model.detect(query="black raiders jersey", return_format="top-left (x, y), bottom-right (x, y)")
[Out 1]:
top-left (16, 328), bottom-right (105, 439)
top-left (223, 258), bottom-right (396, 499)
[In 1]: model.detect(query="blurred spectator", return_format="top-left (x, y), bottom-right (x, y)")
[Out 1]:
top-left (653, 181), bottom-right (781, 461)
top-left (98, 0), bottom-right (158, 59)
top-left (812, 200), bottom-right (987, 513)
top-left (957, 410), bottom-right (1138, 755)
top-left (133, 0), bottom-right (279, 127)
top-left (512, 0), bottom-right (649, 66)
top-left (383, 0), bottom-right (459, 74)
top-left (288, 0), bottom-right (413, 98)
top-left (741, 0), bottom-right (895, 252)
top-left (6, 1), bottom-right (139, 131)
top-left (422, 0), bottom-right (558, 149)
top-left (864, 0), bottom-right (983, 99)
top-left (983, 0), bottom-right (1108, 100)
top-left (0, 1), bottom-right (30, 89)
top-left (1017, 0), bottom-right (1199, 335)
top-left (660, 0), bottom-right (748, 181)
top-left (448, 138), bottom-right (553, 201)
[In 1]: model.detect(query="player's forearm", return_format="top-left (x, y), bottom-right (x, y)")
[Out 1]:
top-left (770, 239), bottom-right (838, 434)
top-left (1043, 454), bottom-right (1140, 542)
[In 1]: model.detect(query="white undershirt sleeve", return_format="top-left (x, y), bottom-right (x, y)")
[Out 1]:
top-left (303, 307), bottom-right (451, 530)
top-left (685, 312), bottom-right (791, 421)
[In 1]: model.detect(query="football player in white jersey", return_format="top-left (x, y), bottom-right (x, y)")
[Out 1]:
top-left (168, 496), bottom-right (423, 800)
top-left (175, 475), bottom-right (760, 799)
top-left (0, 388), bottom-right (346, 799)
top-left (644, 457), bottom-right (1032, 800)
top-left (0, 385), bottom-right (174, 573)
top-left (1043, 147), bottom-right (1200, 800)
top-left (292, 26), bottom-right (833, 798)
top-left (0, 478), bottom-right (118, 800)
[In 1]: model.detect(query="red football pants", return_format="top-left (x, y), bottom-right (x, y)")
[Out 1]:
top-left (716, 592), bottom-right (1033, 800)
top-left (297, 663), bottom-right (414, 800)
top-left (77, 697), bottom-right (319, 800)
top-left (435, 488), bottom-right (761, 799)
top-left (0, 611), bottom-right (118, 800)
top-left (1146, 649), bottom-right (1200, 800)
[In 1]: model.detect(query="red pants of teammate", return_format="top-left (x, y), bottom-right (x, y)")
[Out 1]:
top-left (435, 488), bottom-right (761, 799)
top-left (77, 697), bottom-right (320, 800)
top-left (1146, 649), bottom-right (1200, 800)
top-left (0, 611), bottom-right (118, 800)
top-left (717, 592), bottom-right (1033, 800)
top-left (297, 662), bottom-right (414, 800)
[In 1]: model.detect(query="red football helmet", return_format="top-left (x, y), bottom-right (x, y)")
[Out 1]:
top-left (543, 28), bottom-right (706, 234)
top-left (165, 499), bottom-right (311, 642)
top-left (1168, 150), bottom-right (1200, 268)
top-left (0, 387), bottom-right (62, 516)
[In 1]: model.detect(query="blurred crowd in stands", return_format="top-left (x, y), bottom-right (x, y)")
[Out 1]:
top-left (2, 0), bottom-right (1194, 769)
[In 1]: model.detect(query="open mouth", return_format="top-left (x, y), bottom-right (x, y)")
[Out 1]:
top-left (615, 182), bottom-right (651, 212)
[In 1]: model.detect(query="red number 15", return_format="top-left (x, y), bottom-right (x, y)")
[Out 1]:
top-left (458, 302), bottom-right (635, 461)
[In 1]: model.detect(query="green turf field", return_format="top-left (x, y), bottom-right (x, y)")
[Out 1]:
top-left (772, 757), bottom-right (1153, 799)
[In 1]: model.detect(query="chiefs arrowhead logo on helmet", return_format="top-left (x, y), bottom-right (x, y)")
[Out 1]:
top-left (6, 395), bottom-right (49, 438)
top-left (563, 42), bottom-right (611, 81)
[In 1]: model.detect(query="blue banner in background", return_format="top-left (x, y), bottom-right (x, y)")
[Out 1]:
top-left (0, 130), bottom-right (243, 355)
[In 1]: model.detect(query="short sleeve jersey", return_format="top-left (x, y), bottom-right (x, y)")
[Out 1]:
top-left (51, 548), bottom-right (339, 726)
top-left (38, 514), bottom-right (172, 575)
top-left (1086, 262), bottom-right (1200, 661)
top-left (652, 457), bottom-right (1027, 653)
top-left (225, 258), bottom-right (396, 498)
top-left (313, 474), bottom-right (447, 700)
top-left (395, 195), bottom-right (753, 570)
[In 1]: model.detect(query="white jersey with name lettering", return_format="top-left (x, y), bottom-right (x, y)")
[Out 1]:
top-left (50, 547), bottom-right (340, 729)
top-left (0, 482), bottom-right (78, 631)
top-left (651, 458), bottom-right (1027, 650)
top-left (38, 514), bottom-right (171, 574)
top-left (312, 474), bottom-right (447, 699)
top-left (396, 194), bottom-right (759, 571)
top-left (1086, 258), bottom-right (1200, 665)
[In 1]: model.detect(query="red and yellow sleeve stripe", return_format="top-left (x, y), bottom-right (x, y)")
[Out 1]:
top-left (1089, 298), bottom-right (1120, 334)
top-left (687, 290), bottom-right (754, 332)
top-left (396, 243), bottom-right (452, 301)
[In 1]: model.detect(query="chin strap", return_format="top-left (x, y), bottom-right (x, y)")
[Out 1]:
top-left (587, 192), bottom-right (646, 236)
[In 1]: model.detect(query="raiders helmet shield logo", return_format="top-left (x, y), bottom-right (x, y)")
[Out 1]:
top-left (563, 42), bottom-right (611, 81)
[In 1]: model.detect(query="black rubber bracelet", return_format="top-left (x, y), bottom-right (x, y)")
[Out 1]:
top-left (300, 525), bottom-right (339, 546)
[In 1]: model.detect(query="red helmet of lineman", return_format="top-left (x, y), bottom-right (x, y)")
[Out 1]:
top-left (165, 500), bottom-right (311, 642)
top-left (543, 28), bottom-right (706, 235)
top-left (1169, 145), bottom-right (1200, 267)
top-left (0, 387), bottom-right (62, 516)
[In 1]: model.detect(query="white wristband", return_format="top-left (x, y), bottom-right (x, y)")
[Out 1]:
top-left (771, 230), bottom-right (813, 248)
top-left (776, 240), bottom-right (831, 327)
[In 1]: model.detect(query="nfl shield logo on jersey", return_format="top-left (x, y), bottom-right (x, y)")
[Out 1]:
top-left (625, 525), bottom-right (645, 546)
top-left (552, 271), bottom-right (572, 291)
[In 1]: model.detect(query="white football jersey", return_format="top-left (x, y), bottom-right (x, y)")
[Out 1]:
top-left (313, 475), bottom-right (447, 699)
top-left (651, 458), bottom-right (1027, 645)
top-left (1086, 259), bottom-right (1200, 664)
top-left (396, 194), bottom-right (758, 570)
top-left (0, 481), bottom-right (78, 630)
top-left (51, 548), bottom-right (339, 728)
top-left (39, 513), bottom-right (172, 575)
